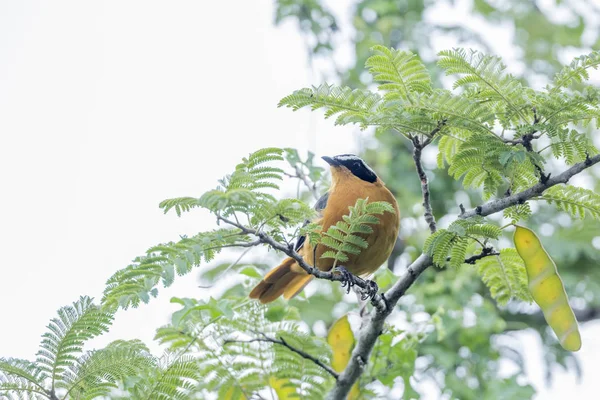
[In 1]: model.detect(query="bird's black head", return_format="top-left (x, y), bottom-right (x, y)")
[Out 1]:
top-left (322, 154), bottom-right (378, 183)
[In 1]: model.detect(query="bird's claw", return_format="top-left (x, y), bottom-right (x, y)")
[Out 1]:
top-left (335, 266), bottom-right (380, 301)
top-left (335, 266), bottom-right (356, 293)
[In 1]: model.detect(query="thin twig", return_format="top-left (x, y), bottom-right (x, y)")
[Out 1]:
top-left (224, 335), bottom-right (339, 380)
top-left (198, 246), bottom-right (255, 289)
top-left (284, 165), bottom-right (320, 201)
top-left (463, 247), bottom-right (499, 264)
top-left (294, 164), bottom-right (320, 201)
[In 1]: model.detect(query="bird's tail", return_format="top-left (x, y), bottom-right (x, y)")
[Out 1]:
top-left (249, 257), bottom-right (314, 304)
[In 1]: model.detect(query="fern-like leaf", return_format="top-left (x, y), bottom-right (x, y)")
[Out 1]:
top-left (540, 185), bottom-right (600, 220)
top-left (503, 203), bottom-right (532, 224)
top-left (424, 218), bottom-right (501, 267)
top-left (278, 83), bottom-right (382, 128)
top-left (60, 340), bottom-right (154, 400)
top-left (35, 296), bottom-right (113, 392)
top-left (159, 197), bottom-right (201, 217)
top-left (102, 228), bottom-right (249, 309)
top-left (0, 358), bottom-right (47, 399)
top-left (319, 199), bottom-right (396, 267)
top-left (366, 45), bottom-right (432, 102)
top-left (551, 50), bottom-right (600, 93)
top-left (438, 48), bottom-right (530, 124)
top-left (476, 248), bottom-right (532, 305)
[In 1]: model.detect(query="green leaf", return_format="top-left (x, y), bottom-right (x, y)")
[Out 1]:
top-left (540, 185), bottom-right (600, 220)
top-left (366, 45), bottom-right (432, 102)
top-left (476, 248), bottom-right (532, 305)
top-left (36, 296), bottom-right (114, 390)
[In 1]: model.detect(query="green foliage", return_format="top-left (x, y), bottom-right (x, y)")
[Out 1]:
top-left (540, 185), bottom-right (600, 220)
top-left (318, 199), bottom-right (396, 266)
top-left (551, 50), bottom-right (600, 93)
top-left (275, 0), bottom-right (598, 88)
top-left (197, 147), bottom-right (285, 216)
top-left (158, 197), bottom-right (201, 217)
top-left (278, 83), bottom-right (382, 128)
top-left (36, 296), bottom-right (114, 391)
top-left (118, 352), bottom-right (202, 400)
top-left (424, 218), bottom-right (501, 268)
top-left (283, 147), bottom-right (326, 192)
top-left (271, 331), bottom-right (333, 398)
top-left (103, 148), bottom-right (319, 310)
top-left (438, 48), bottom-right (531, 125)
top-left (365, 45), bottom-right (432, 101)
top-left (446, 134), bottom-right (537, 198)
top-left (102, 228), bottom-right (248, 309)
top-left (363, 322), bottom-right (431, 398)
top-left (503, 203), bottom-right (533, 224)
top-left (274, 0), bottom-right (337, 56)
top-left (278, 3), bottom-right (600, 396)
top-left (549, 128), bottom-right (596, 164)
top-left (6, 40), bottom-right (600, 398)
top-left (0, 297), bottom-right (152, 400)
top-left (476, 248), bottom-right (532, 305)
top-left (280, 47), bottom-right (599, 202)
top-left (153, 299), bottom-right (334, 399)
top-left (0, 358), bottom-right (46, 400)
top-left (60, 340), bottom-right (153, 399)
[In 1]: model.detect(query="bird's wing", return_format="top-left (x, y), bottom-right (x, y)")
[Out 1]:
top-left (294, 192), bottom-right (329, 251)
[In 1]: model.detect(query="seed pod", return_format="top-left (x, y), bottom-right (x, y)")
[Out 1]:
top-left (514, 225), bottom-right (581, 352)
top-left (327, 314), bottom-right (360, 398)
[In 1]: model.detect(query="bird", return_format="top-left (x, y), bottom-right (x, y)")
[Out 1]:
top-left (249, 154), bottom-right (400, 304)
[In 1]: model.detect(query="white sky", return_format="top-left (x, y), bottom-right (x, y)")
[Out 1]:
top-left (0, 1), bottom-right (598, 399)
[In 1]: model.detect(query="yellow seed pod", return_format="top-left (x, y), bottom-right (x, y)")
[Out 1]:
top-left (327, 314), bottom-right (360, 399)
top-left (514, 225), bottom-right (581, 352)
top-left (269, 377), bottom-right (296, 399)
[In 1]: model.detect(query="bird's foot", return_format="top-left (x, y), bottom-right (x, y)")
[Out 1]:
top-left (335, 266), bottom-right (356, 293)
top-left (335, 266), bottom-right (380, 301)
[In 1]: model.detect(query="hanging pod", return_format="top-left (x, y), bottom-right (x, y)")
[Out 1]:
top-left (513, 225), bottom-right (581, 352)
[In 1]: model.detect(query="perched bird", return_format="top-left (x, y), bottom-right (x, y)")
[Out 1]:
top-left (249, 154), bottom-right (400, 304)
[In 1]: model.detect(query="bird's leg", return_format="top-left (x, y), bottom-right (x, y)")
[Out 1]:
top-left (335, 266), bottom-right (356, 294)
top-left (335, 266), bottom-right (380, 301)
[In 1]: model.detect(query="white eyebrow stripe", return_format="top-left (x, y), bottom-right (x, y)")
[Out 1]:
top-left (334, 155), bottom-right (361, 162)
top-left (333, 155), bottom-right (377, 178)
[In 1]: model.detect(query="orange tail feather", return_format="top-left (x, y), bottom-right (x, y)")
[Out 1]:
top-left (249, 257), bottom-right (313, 304)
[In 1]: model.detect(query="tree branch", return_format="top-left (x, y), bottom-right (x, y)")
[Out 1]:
top-left (217, 216), bottom-right (387, 311)
top-left (460, 154), bottom-right (600, 219)
top-left (294, 164), bottom-right (320, 201)
top-left (463, 247), bottom-right (499, 264)
top-left (224, 334), bottom-right (339, 380)
top-left (327, 153), bottom-right (600, 399)
top-left (328, 253), bottom-right (432, 399)
top-left (411, 136), bottom-right (437, 233)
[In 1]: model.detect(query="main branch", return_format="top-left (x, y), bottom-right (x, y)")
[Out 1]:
top-left (461, 154), bottom-right (600, 219)
top-left (327, 153), bottom-right (600, 399)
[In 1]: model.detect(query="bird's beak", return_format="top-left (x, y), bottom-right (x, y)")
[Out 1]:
top-left (322, 156), bottom-right (340, 166)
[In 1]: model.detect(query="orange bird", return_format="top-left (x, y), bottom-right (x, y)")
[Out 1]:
top-left (249, 154), bottom-right (400, 304)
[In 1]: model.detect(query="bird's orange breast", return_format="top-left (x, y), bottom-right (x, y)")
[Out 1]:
top-left (303, 171), bottom-right (400, 277)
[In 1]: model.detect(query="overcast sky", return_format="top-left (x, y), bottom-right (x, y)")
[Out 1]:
top-left (0, 1), bottom-right (598, 399)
